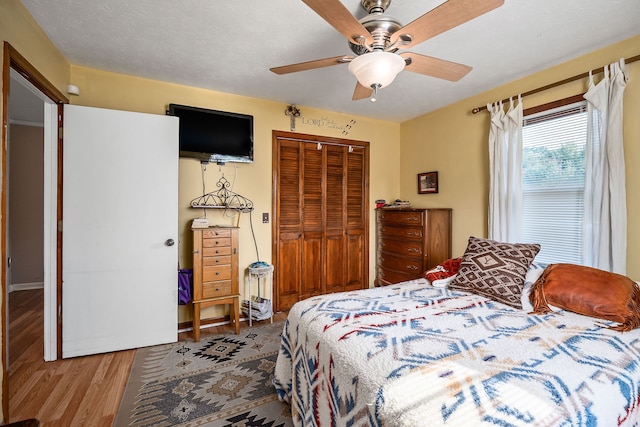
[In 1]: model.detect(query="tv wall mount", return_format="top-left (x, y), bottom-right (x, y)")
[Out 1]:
top-left (190, 176), bottom-right (254, 213)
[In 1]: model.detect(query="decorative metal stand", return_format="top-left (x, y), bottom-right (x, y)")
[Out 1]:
top-left (190, 176), bottom-right (254, 213)
top-left (285, 104), bottom-right (301, 131)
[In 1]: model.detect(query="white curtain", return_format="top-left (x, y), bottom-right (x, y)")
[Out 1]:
top-left (582, 59), bottom-right (629, 274)
top-left (488, 95), bottom-right (523, 243)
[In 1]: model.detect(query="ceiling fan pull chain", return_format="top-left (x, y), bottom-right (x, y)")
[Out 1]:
top-left (370, 84), bottom-right (380, 103)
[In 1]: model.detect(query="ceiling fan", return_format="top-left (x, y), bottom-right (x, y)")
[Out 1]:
top-left (270, 0), bottom-right (504, 101)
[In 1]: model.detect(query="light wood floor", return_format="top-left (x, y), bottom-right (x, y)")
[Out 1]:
top-left (8, 289), bottom-right (286, 426)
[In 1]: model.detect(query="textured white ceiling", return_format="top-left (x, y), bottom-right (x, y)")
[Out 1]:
top-left (16, 0), bottom-right (640, 122)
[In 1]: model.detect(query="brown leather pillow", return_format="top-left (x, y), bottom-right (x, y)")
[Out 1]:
top-left (529, 263), bottom-right (640, 331)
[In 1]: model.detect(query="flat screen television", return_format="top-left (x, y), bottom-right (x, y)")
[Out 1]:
top-left (168, 103), bottom-right (253, 164)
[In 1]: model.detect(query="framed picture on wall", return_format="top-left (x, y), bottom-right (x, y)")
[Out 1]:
top-left (418, 171), bottom-right (438, 194)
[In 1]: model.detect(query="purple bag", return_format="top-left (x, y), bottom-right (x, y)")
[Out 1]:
top-left (178, 269), bottom-right (192, 305)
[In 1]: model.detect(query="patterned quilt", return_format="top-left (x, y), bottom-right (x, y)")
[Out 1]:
top-left (273, 278), bottom-right (640, 426)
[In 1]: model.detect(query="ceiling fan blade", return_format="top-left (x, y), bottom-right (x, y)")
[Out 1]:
top-left (352, 82), bottom-right (373, 100)
top-left (390, 0), bottom-right (504, 49)
top-left (302, 0), bottom-right (374, 45)
top-left (270, 55), bottom-right (352, 75)
top-left (402, 53), bottom-right (472, 82)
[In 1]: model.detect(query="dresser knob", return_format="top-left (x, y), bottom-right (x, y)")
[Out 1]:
top-left (216, 287), bottom-right (220, 291)
top-left (215, 272), bottom-right (220, 276)
top-left (407, 265), bottom-right (419, 271)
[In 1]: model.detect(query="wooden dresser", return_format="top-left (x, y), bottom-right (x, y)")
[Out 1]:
top-left (192, 226), bottom-right (240, 341)
top-left (376, 208), bottom-right (452, 286)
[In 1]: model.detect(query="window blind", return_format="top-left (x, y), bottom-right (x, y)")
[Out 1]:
top-left (522, 101), bottom-right (587, 264)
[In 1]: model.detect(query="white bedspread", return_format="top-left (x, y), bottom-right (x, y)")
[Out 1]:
top-left (274, 279), bottom-right (640, 426)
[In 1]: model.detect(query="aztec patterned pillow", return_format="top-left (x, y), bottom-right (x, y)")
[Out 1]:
top-left (449, 236), bottom-right (541, 309)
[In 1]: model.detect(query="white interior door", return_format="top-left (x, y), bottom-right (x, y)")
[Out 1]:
top-left (62, 104), bottom-right (179, 358)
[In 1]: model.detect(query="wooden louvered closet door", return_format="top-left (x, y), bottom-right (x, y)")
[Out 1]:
top-left (272, 131), bottom-right (369, 312)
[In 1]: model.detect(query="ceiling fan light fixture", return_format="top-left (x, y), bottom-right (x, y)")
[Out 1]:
top-left (348, 51), bottom-right (405, 89)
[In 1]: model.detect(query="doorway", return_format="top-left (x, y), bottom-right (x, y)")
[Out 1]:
top-left (2, 42), bottom-right (68, 418)
top-left (7, 77), bottom-right (46, 380)
top-left (7, 69), bottom-right (59, 362)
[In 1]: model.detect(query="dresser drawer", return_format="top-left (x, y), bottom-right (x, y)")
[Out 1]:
top-left (377, 225), bottom-right (423, 240)
top-left (203, 246), bottom-right (232, 257)
top-left (203, 265), bottom-right (232, 282)
top-left (377, 210), bottom-right (424, 226)
top-left (376, 267), bottom-right (419, 286)
top-left (377, 252), bottom-right (423, 275)
top-left (203, 228), bottom-right (231, 239)
top-left (203, 255), bottom-right (231, 267)
top-left (378, 237), bottom-right (423, 257)
top-left (203, 237), bottom-right (231, 248)
top-left (202, 280), bottom-right (232, 299)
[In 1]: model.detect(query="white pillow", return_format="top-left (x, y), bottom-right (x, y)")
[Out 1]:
top-left (521, 261), bottom-right (547, 311)
top-left (431, 274), bottom-right (458, 288)
top-left (521, 261), bottom-right (561, 312)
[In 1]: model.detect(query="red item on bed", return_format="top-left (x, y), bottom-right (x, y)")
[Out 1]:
top-left (424, 257), bottom-right (461, 282)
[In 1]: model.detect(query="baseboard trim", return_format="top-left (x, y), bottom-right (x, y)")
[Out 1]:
top-left (9, 282), bottom-right (44, 293)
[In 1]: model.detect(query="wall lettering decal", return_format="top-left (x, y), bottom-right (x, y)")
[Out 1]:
top-left (298, 115), bottom-right (357, 135)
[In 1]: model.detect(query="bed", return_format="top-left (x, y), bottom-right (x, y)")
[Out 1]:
top-left (273, 274), bottom-right (640, 426)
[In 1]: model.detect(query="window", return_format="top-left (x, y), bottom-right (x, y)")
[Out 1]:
top-left (522, 101), bottom-right (587, 264)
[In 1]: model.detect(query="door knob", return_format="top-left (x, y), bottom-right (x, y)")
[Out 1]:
top-left (165, 238), bottom-right (175, 246)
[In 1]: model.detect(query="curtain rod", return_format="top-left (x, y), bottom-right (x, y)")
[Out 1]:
top-left (277, 136), bottom-right (366, 149)
top-left (471, 53), bottom-right (640, 114)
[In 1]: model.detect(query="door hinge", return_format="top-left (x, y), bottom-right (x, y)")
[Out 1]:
top-left (7, 257), bottom-right (11, 268)
top-left (58, 220), bottom-right (63, 232)
top-left (59, 127), bottom-right (63, 139)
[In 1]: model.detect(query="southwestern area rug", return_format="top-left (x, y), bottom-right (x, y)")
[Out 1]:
top-left (115, 321), bottom-right (293, 427)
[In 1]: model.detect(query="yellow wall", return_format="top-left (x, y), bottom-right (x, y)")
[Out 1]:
top-left (0, 0), bottom-right (70, 94)
top-left (69, 66), bottom-right (402, 322)
top-left (4, 0), bottom-right (637, 422)
top-left (400, 35), bottom-right (640, 280)
top-left (2, 0), bottom-right (638, 327)
top-left (1, 0), bottom-right (400, 341)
